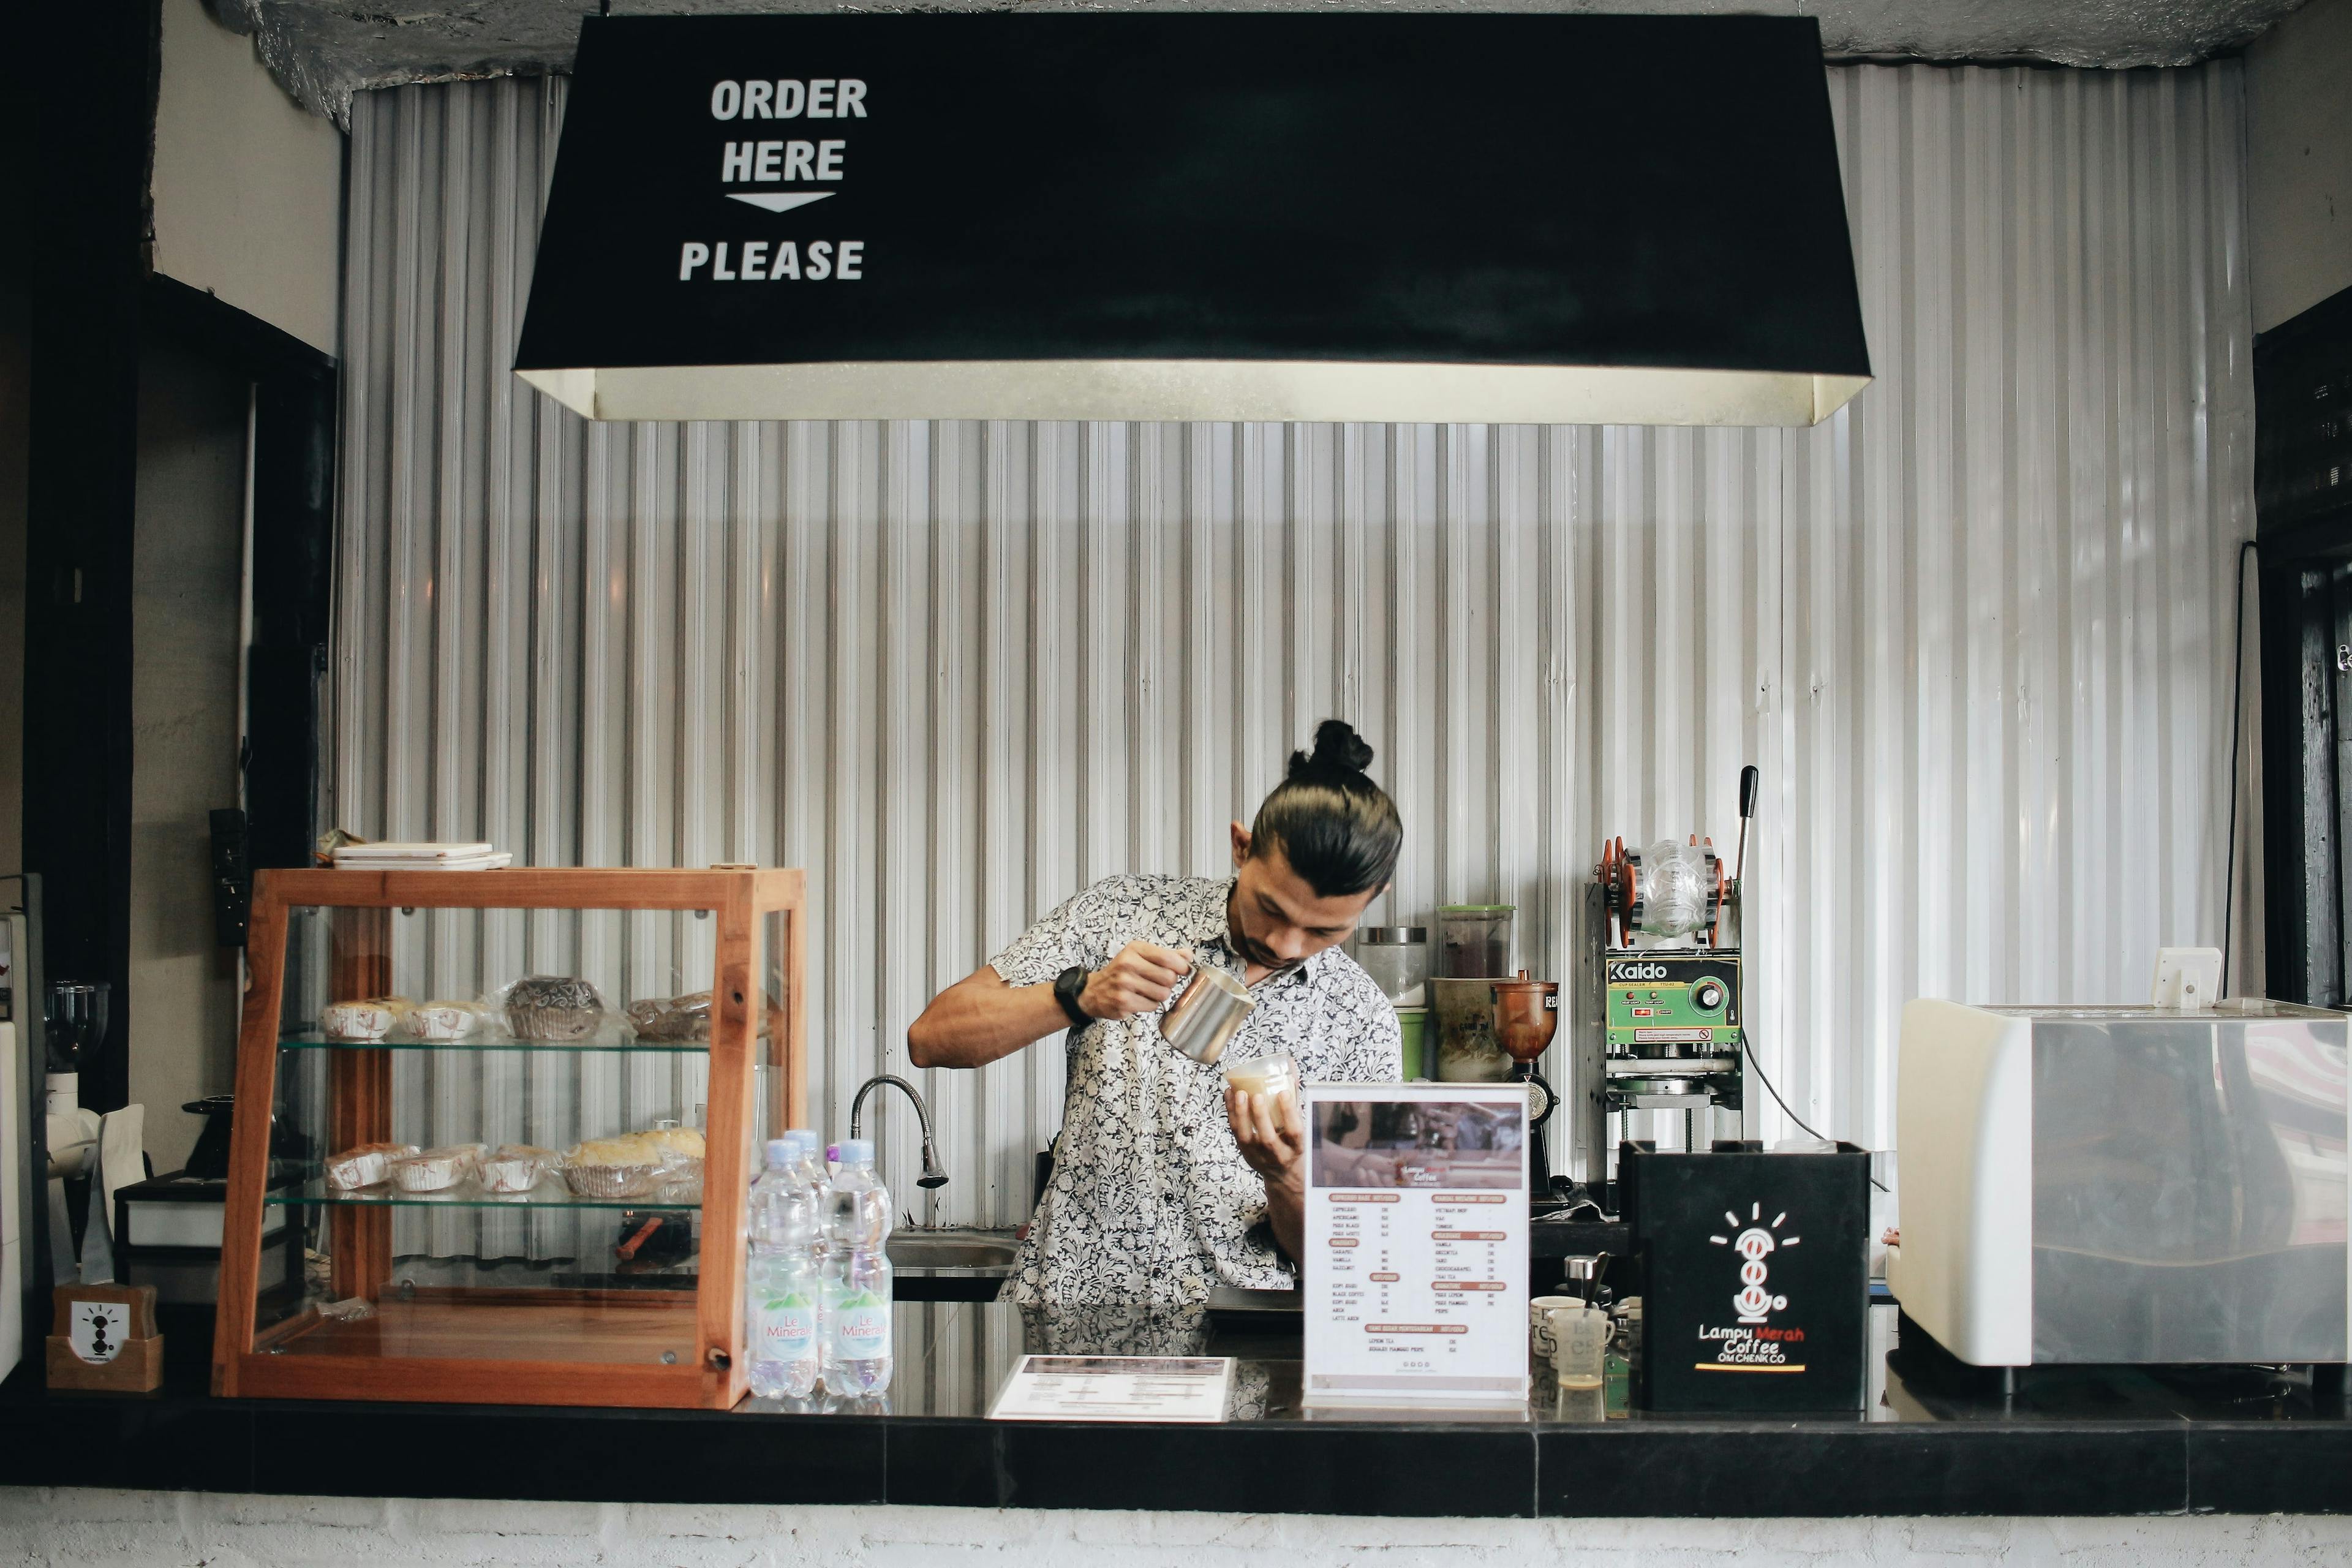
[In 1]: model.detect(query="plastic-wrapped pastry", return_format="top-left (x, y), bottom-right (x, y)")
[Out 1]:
top-left (402, 1000), bottom-right (497, 1042)
top-left (639, 1123), bottom-right (705, 1194)
top-left (638, 1124), bottom-right (704, 1164)
top-left (320, 998), bottom-right (413, 1042)
top-left (390, 1143), bottom-right (486, 1193)
top-left (479, 1144), bottom-right (554, 1194)
top-left (625, 992), bottom-right (713, 1042)
top-left (625, 991), bottom-right (773, 1042)
top-left (502, 976), bottom-right (608, 1041)
top-left (324, 1141), bottom-right (417, 1191)
top-left (560, 1134), bottom-right (671, 1199)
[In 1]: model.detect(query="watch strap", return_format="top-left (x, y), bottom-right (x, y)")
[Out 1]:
top-left (1053, 965), bottom-right (1091, 1027)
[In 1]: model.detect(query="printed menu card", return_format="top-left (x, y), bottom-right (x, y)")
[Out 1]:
top-left (1302, 1082), bottom-right (1530, 1407)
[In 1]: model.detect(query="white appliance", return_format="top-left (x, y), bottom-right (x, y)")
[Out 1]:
top-left (1889, 998), bottom-right (2350, 1367)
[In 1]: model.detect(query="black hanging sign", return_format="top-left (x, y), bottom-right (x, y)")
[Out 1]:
top-left (515, 13), bottom-right (1872, 426)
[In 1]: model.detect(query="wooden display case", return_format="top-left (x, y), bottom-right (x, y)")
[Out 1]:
top-left (211, 867), bottom-right (805, 1409)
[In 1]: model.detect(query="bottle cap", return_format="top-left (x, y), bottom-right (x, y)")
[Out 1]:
top-left (764, 1139), bottom-right (796, 1168)
top-left (837, 1138), bottom-right (875, 1163)
top-left (783, 1127), bottom-right (816, 1146)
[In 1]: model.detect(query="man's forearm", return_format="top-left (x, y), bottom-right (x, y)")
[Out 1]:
top-left (907, 970), bottom-right (1072, 1069)
top-left (1264, 1177), bottom-right (1306, 1265)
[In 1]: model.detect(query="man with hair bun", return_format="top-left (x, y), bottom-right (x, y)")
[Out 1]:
top-left (911, 720), bottom-right (1406, 1307)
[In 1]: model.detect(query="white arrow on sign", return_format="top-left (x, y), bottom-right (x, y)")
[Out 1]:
top-left (726, 190), bottom-right (837, 214)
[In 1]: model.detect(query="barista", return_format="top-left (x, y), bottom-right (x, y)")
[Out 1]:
top-left (908, 720), bottom-right (1405, 1307)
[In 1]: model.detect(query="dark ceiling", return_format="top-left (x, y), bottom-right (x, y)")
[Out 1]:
top-left (205, 0), bottom-right (2315, 123)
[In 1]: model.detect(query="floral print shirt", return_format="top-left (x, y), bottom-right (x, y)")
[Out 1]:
top-left (990, 873), bottom-right (1401, 1307)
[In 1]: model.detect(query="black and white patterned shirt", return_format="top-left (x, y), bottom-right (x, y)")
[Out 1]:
top-left (990, 873), bottom-right (1402, 1307)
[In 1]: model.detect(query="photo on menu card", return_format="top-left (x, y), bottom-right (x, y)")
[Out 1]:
top-left (1310, 1098), bottom-right (1526, 1191)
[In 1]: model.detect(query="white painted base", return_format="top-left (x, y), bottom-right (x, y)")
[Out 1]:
top-left (6, 1488), bottom-right (2351, 1566)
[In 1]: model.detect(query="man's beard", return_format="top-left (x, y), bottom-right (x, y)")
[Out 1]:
top-left (1226, 892), bottom-right (1302, 975)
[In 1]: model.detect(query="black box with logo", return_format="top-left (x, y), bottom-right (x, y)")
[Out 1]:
top-left (1622, 1140), bottom-right (1870, 1413)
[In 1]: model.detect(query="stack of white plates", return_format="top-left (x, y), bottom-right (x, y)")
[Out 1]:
top-left (330, 842), bottom-right (514, 872)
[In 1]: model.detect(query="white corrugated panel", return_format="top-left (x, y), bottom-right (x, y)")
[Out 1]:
top-left (333, 64), bottom-right (2252, 1229)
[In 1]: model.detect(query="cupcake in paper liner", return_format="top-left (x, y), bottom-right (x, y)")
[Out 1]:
top-left (401, 999), bottom-right (500, 1042)
top-left (391, 1143), bottom-right (486, 1193)
top-left (324, 1141), bottom-right (417, 1191)
top-left (480, 1144), bottom-right (556, 1194)
top-left (560, 1134), bottom-right (674, 1199)
top-left (320, 997), bottom-right (414, 1042)
top-left (497, 975), bottom-right (611, 1042)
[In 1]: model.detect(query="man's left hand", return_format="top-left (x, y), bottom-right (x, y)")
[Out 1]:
top-left (1226, 1084), bottom-right (1305, 1193)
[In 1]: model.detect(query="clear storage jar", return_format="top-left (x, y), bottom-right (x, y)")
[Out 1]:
top-left (1435, 906), bottom-right (1515, 979)
top-left (1352, 926), bottom-right (1429, 1006)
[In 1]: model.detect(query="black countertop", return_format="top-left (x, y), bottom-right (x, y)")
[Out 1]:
top-left (5, 1300), bottom-right (2345, 1518)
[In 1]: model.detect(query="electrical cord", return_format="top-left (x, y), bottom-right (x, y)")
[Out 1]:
top-left (2223, 538), bottom-right (2258, 998)
top-left (1738, 1025), bottom-right (1889, 1192)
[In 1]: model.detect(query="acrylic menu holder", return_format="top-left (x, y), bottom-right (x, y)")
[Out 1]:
top-left (1302, 1082), bottom-right (1529, 1408)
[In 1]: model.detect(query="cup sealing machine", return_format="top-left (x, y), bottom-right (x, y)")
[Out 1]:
top-left (1566, 766), bottom-right (1758, 1202)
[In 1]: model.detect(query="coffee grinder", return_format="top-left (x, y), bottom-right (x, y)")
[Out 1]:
top-left (1490, 972), bottom-right (1560, 1196)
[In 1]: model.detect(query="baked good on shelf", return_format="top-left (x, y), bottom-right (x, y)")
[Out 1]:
top-left (503, 976), bottom-right (606, 1041)
top-left (639, 1124), bottom-right (706, 1195)
top-left (625, 992), bottom-right (713, 1042)
top-left (324, 1142), bottom-right (417, 1190)
top-left (480, 1144), bottom-right (554, 1193)
top-left (391, 1144), bottom-right (486, 1193)
top-left (320, 998), bottom-right (413, 1042)
top-left (560, 1134), bottom-right (671, 1199)
top-left (402, 1000), bottom-right (496, 1042)
top-left (638, 1125), bottom-right (705, 1164)
top-left (624, 992), bottom-right (778, 1042)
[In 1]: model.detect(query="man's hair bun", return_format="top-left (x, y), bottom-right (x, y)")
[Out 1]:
top-left (1291, 718), bottom-right (1375, 781)
top-left (1256, 718), bottom-right (1400, 898)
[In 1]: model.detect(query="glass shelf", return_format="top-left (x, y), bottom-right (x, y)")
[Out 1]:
top-left (276, 1036), bottom-right (708, 1054)
top-left (265, 1174), bottom-right (703, 1212)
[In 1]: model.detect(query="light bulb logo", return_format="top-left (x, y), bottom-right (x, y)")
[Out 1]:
top-left (1709, 1203), bottom-right (1800, 1325)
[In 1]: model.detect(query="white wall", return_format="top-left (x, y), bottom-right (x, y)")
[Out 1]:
top-left (331, 65), bottom-right (2253, 1229)
top-left (6, 1490), bottom-right (2351, 1565)
top-left (150, 0), bottom-right (344, 355)
top-left (2245, 0), bottom-right (2352, 331)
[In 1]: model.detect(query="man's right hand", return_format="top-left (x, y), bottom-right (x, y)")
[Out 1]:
top-left (1079, 942), bottom-right (1194, 1020)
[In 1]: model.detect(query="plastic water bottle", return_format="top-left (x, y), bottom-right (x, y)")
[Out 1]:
top-left (780, 1128), bottom-right (832, 1368)
top-left (823, 1137), bottom-right (895, 1395)
top-left (745, 1139), bottom-right (821, 1399)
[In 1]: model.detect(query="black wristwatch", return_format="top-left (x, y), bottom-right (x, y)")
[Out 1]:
top-left (1053, 965), bottom-right (1093, 1027)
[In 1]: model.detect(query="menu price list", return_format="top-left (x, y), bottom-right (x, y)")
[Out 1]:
top-left (1302, 1082), bottom-right (1529, 1407)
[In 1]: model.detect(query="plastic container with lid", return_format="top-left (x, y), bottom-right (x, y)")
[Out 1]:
top-left (1353, 926), bottom-right (1429, 1006)
top-left (1395, 1006), bottom-right (1430, 1080)
top-left (1435, 906), bottom-right (1515, 978)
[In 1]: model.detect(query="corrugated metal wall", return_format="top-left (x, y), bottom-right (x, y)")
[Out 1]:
top-left (333, 63), bottom-right (2253, 1227)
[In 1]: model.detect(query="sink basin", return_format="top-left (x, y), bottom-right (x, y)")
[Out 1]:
top-left (886, 1229), bottom-right (1020, 1272)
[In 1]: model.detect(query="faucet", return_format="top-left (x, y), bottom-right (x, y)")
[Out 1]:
top-left (848, 1073), bottom-right (949, 1189)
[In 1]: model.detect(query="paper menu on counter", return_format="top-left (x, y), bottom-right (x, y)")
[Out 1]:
top-left (1302, 1082), bottom-right (1530, 1407)
top-left (987, 1355), bottom-right (1235, 1423)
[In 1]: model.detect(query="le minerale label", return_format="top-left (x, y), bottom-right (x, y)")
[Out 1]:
top-left (682, 75), bottom-right (869, 284)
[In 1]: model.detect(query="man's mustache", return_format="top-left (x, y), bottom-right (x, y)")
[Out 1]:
top-left (1230, 929), bottom-right (1302, 974)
